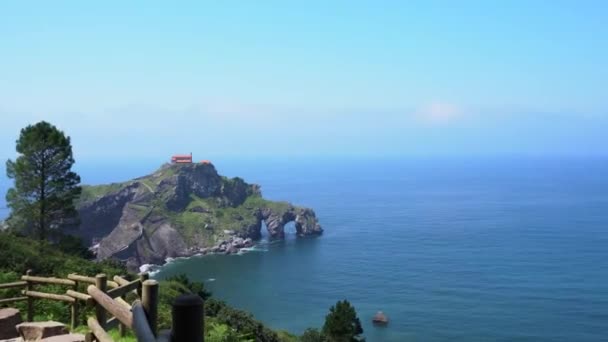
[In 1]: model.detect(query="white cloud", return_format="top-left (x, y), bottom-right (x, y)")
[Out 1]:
top-left (415, 102), bottom-right (463, 124)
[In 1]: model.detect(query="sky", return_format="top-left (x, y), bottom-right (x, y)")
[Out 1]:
top-left (1, 1), bottom-right (607, 161)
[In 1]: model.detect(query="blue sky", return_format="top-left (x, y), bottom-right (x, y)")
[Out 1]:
top-left (1, 1), bottom-right (607, 160)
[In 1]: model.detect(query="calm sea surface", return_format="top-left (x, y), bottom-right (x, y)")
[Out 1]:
top-left (2, 157), bottom-right (608, 341)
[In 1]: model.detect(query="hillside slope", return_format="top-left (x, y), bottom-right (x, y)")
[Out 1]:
top-left (70, 163), bottom-right (322, 269)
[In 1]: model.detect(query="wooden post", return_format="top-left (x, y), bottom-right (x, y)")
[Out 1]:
top-left (118, 288), bottom-right (127, 337)
top-left (71, 281), bottom-right (79, 330)
top-left (88, 317), bottom-right (114, 342)
top-left (25, 269), bottom-right (34, 322)
top-left (87, 285), bottom-right (133, 328)
top-left (171, 294), bottom-right (204, 342)
top-left (84, 332), bottom-right (94, 342)
top-left (137, 273), bottom-right (149, 297)
top-left (142, 279), bottom-right (159, 336)
top-left (95, 274), bottom-right (107, 328)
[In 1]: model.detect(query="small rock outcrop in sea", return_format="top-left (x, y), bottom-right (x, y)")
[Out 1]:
top-left (372, 311), bottom-right (389, 325)
top-left (68, 163), bottom-right (323, 270)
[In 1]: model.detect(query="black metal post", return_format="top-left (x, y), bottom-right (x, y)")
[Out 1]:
top-left (171, 294), bottom-right (204, 342)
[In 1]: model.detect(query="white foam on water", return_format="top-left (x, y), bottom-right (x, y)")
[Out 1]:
top-left (140, 263), bottom-right (161, 276)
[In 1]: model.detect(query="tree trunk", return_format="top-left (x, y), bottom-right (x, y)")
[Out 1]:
top-left (39, 156), bottom-right (46, 243)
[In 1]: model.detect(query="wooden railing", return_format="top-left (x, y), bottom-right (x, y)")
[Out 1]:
top-left (0, 270), bottom-right (205, 341)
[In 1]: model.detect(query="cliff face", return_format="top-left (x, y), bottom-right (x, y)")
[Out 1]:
top-left (71, 163), bottom-right (322, 269)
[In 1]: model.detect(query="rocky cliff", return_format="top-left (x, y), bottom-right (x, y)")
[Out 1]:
top-left (70, 163), bottom-right (322, 270)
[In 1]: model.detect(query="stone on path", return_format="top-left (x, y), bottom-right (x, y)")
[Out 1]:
top-left (42, 333), bottom-right (86, 342)
top-left (0, 338), bottom-right (23, 342)
top-left (16, 322), bottom-right (68, 341)
top-left (0, 308), bottom-right (22, 339)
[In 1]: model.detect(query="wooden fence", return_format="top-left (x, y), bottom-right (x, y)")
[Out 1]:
top-left (0, 270), bottom-right (204, 341)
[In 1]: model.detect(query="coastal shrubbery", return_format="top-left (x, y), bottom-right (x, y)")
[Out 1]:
top-left (0, 232), bottom-right (295, 341)
top-left (298, 300), bottom-right (365, 342)
top-left (0, 224), bottom-right (366, 341)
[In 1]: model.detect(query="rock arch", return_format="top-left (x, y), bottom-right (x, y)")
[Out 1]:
top-left (258, 206), bottom-right (323, 238)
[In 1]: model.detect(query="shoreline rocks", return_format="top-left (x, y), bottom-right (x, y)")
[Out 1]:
top-left (198, 236), bottom-right (254, 255)
top-left (137, 236), bottom-right (256, 273)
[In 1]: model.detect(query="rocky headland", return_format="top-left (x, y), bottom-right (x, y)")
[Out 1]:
top-left (69, 162), bottom-right (323, 271)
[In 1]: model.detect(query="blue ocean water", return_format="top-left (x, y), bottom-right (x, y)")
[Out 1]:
top-left (2, 157), bottom-right (608, 341)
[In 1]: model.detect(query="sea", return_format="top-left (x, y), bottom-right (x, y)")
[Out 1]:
top-left (1, 157), bottom-right (607, 341)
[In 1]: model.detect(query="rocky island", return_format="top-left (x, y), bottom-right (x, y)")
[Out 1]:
top-left (69, 162), bottom-right (322, 271)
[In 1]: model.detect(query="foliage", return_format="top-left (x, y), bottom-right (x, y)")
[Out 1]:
top-left (0, 232), bottom-right (124, 276)
top-left (5, 121), bottom-right (81, 241)
top-left (73, 327), bottom-right (136, 342)
top-left (205, 298), bottom-right (281, 342)
top-left (79, 183), bottom-right (127, 204)
top-left (0, 232), bottom-right (126, 323)
top-left (275, 330), bottom-right (298, 342)
top-left (56, 234), bottom-right (94, 259)
top-left (0, 233), bottom-right (342, 341)
top-left (301, 328), bottom-right (327, 342)
top-left (322, 300), bottom-right (365, 342)
top-left (107, 328), bottom-right (137, 342)
top-left (205, 322), bottom-right (244, 342)
top-left (164, 273), bottom-right (212, 300)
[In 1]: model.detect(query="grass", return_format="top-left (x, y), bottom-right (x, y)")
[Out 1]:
top-left (0, 232), bottom-right (127, 327)
top-left (72, 327), bottom-right (136, 342)
top-left (243, 195), bottom-right (292, 213)
top-left (79, 182), bottom-right (129, 204)
top-left (0, 233), bottom-right (125, 277)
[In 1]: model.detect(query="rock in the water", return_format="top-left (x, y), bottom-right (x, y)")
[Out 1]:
top-left (232, 237), bottom-right (244, 247)
top-left (42, 333), bottom-right (86, 342)
top-left (260, 206), bottom-right (323, 238)
top-left (0, 308), bottom-right (22, 339)
top-left (372, 311), bottom-right (389, 325)
top-left (16, 321), bottom-right (68, 341)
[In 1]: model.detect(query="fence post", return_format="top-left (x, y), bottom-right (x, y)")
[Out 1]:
top-left (171, 294), bottom-right (204, 342)
top-left (95, 274), bottom-right (107, 328)
top-left (25, 269), bottom-right (34, 322)
top-left (71, 280), bottom-right (79, 330)
top-left (119, 292), bottom-right (127, 337)
top-left (142, 279), bottom-right (159, 337)
top-left (137, 273), bottom-right (149, 298)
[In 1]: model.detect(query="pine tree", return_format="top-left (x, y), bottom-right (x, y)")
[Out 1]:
top-left (322, 300), bottom-right (365, 342)
top-left (301, 328), bottom-right (326, 342)
top-left (5, 121), bottom-right (81, 241)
